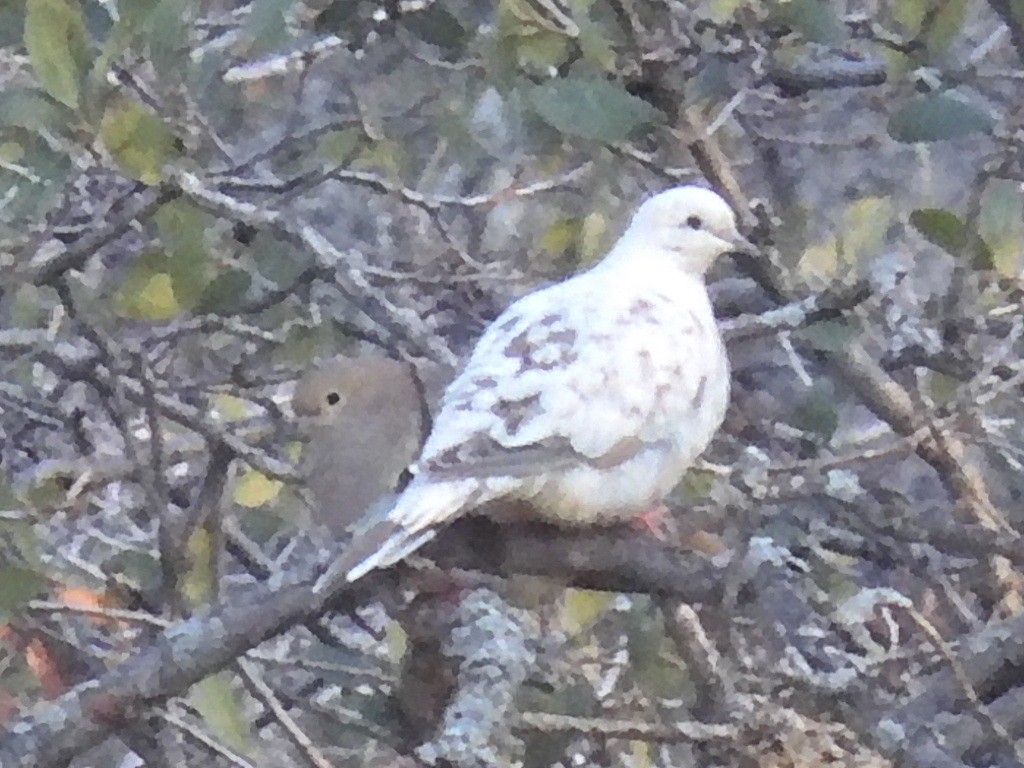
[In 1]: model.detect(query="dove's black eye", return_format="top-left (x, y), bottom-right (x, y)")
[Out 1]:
top-left (326, 392), bottom-right (341, 405)
top-left (686, 215), bottom-right (703, 229)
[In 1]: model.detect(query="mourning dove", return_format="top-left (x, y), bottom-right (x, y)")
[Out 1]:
top-left (328, 186), bottom-right (753, 584)
top-left (293, 355), bottom-right (429, 536)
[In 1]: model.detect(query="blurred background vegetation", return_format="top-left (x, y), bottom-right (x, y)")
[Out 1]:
top-left (2, 0), bottom-right (1024, 766)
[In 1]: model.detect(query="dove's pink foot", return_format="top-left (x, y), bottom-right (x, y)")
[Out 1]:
top-left (631, 504), bottom-right (672, 541)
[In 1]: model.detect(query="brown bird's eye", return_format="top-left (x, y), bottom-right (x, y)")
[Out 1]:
top-left (686, 215), bottom-right (703, 229)
top-left (326, 391), bottom-right (341, 405)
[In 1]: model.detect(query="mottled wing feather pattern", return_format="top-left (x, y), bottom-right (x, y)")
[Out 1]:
top-left (418, 287), bottom-right (585, 477)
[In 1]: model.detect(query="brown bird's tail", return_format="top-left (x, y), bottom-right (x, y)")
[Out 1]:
top-left (313, 480), bottom-right (478, 591)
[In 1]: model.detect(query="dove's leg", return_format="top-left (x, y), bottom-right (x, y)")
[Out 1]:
top-left (630, 503), bottom-right (674, 541)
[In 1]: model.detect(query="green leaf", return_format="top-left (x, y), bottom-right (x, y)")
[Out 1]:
top-left (625, 603), bottom-right (691, 702)
top-left (910, 208), bottom-right (994, 269)
top-left (978, 180), bottom-right (1024, 277)
top-left (182, 526), bottom-right (215, 606)
top-left (894, 0), bottom-right (969, 55)
top-left (117, 0), bottom-right (163, 30)
top-left (352, 138), bottom-right (408, 178)
top-left (528, 77), bottom-right (661, 143)
top-left (707, 0), bottom-right (748, 22)
top-left (24, 0), bottom-right (90, 109)
top-left (676, 465), bottom-right (719, 502)
top-left (114, 249), bottom-right (186, 319)
top-left (910, 208), bottom-right (972, 255)
top-left (315, 127), bottom-right (363, 164)
top-left (839, 196), bottom-right (891, 263)
top-left (251, 233), bottom-right (307, 287)
top-left (500, 31), bottom-right (572, 74)
top-left (0, 507), bottom-right (43, 570)
top-left (500, 0), bottom-right (578, 37)
top-left (892, 0), bottom-right (930, 31)
top-left (242, 0), bottom-right (294, 52)
top-left (154, 199), bottom-right (211, 309)
top-left (190, 675), bottom-right (252, 756)
top-left (196, 270), bottom-right (253, 314)
top-left (117, 271), bottom-right (180, 319)
top-left (796, 318), bottom-right (858, 353)
top-left (106, 549), bottom-right (162, 594)
top-left (540, 217), bottom-right (581, 256)
top-left (921, 0), bottom-right (969, 55)
top-left (139, 0), bottom-right (193, 71)
top-left (0, 88), bottom-right (73, 132)
top-left (888, 92), bottom-right (995, 143)
top-left (0, 132), bottom-right (71, 222)
top-left (0, 566), bottom-right (46, 621)
top-left (772, 0), bottom-right (846, 44)
top-left (234, 471), bottom-right (283, 509)
top-left (560, 589), bottom-right (611, 634)
top-left (401, 4), bottom-right (469, 57)
top-left (100, 99), bottom-right (177, 184)
top-left (575, 14), bottom-right (617, 71)
top-left (927, 371), bottom-right (961, 405)
top-left (791, 382), bottom-right (839, 439)
top-left (0, 1), bottom-right (26, 47)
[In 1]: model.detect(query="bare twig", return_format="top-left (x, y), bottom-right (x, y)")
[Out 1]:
top-left (516, 711), bottom-right (735, 742)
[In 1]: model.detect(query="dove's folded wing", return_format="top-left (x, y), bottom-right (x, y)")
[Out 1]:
top-left (415, 276), bottom-right (714, 483)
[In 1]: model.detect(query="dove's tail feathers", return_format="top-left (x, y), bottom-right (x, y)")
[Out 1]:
top-left (344, 528), bottom-right (436, 582)
top-left (334, 480), bottom-right (478, 584)
top-left (312, 513), bottom-right (435, 593)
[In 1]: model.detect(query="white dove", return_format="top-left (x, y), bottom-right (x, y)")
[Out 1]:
top-left (329, 186), bottom-right (752, 584)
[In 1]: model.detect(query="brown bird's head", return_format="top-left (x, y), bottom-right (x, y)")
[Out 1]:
top-left (292, 355), bottom-right (419, 425)
top-left (291, 354), bottom-right (429, 536)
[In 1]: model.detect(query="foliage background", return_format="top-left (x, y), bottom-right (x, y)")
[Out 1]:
top-left (2, 0), bottom-right (1024, 766)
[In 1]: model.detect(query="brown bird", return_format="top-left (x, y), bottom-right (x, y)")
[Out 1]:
top-left (292, 355), bottom-right (429, 536)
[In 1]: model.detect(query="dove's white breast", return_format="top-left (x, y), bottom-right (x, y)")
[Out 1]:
top-left (528, 264), bottom-right (727, 521)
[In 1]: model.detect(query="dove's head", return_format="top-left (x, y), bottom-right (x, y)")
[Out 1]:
top-left (616, 186), bottom-right (755, 275)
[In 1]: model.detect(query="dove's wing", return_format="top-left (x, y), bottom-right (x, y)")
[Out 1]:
top-left (417, 270), bottom-right (718, 479)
